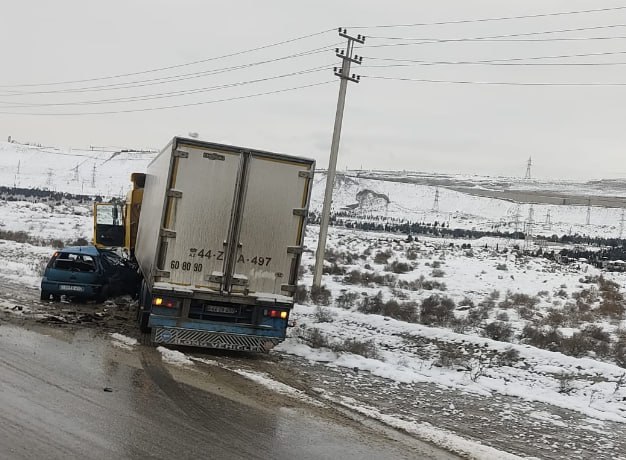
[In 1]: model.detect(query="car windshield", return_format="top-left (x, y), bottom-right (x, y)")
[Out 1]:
top-left (53, 253), bottom-right (96, 272)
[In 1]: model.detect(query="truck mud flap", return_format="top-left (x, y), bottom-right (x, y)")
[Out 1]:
top-left (153, 326), bottom-right (280, 352)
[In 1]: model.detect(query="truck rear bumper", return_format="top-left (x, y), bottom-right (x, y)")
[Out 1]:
top-left (152, 326), bottom-right (281, 352)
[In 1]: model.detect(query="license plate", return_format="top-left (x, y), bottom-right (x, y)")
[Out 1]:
top-left (59, 285), bottom-right (84, 292)
top-left (205, 305), bottom-right (237, 314)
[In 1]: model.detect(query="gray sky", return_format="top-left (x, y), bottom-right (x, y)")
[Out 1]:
top-left (2, 1), bottom-right (626, 180)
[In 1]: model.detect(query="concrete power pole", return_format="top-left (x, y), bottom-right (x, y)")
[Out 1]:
top-left (313, 28), bottom-right (364, 289)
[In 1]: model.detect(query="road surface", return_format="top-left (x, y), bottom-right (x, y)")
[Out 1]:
top-left (0, 323), bottom-right (456, 460)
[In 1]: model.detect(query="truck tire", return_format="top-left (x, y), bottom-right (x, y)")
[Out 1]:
top-left (40, 290), bottom-right (50, 301)
top-left (138, 310), bottom-right (150, 333)
top-left (137, 280), bottom-right (151, 333)
top-left (96, 284), bottom-right (110, 304)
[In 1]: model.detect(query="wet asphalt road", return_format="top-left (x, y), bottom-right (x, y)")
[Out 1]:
top-left (0, 324), bottom-right (456, 460)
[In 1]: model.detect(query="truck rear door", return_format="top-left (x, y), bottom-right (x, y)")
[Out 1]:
top-left (163, 142), bottom-right (241, 288)
top-left (230, 154), bottom-right (313, 296)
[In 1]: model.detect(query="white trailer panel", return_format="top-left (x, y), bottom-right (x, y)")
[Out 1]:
top-left (233, 155), bottom-right (312, 295)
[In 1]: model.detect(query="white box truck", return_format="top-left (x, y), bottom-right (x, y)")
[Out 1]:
top-left (131, 137), bottom-right (314, 351)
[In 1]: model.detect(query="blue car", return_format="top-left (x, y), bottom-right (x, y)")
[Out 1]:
top-left (40, 246), bottom-right (139, 302)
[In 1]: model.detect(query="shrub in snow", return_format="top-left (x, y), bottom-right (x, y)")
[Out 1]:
top-left (385, 260), bottom-right (412, 274)
top-left (521, 325), bottom-right (563, 351)
top-left (430, 268), bottom-right (445, 278)
top-left (358, 291), bottom-right (385, 314)
top-left (313, 306), bottom-right (335, 323)
top-left (373, 249), bottom-right (393, 265)
top-left (301, 327), bottom-right (330, 349)
top-left (294, 285), bottom-right (309, 304)
top-left (333, 338), bottom-right (379, 359)
top-left (310, 285), bottom-right (332, 306)
top-left (614, 334), bottom-right (626, 368)
top-left (323, 262), bottom-right (346, 276)
top-left (543, 308), bottom-right (567, 328)
top-left (496, 263), bottom-right (508, 271)
top-left (335, 291), bottom-right (359, 309)
top-left (482, 321), bottom-right (513, 342)
top-left (420, 295), bottom-right (455, 326)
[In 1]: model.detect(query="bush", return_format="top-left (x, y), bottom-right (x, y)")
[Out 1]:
top-left (332, 338), bottom-right (379, 359)
top-left (310, 285), bottom-right (332, 306)
top-left (335, 291), bottom-right (359, 309)
top-left (482, 321), bottom-right (513, 342)
top-left (313, 306), bottom-right (335, 323)
top-left (420, 295), bottom-right (455, 326)
top-left (358, 291), bottom-right (384, 315)
top-left (431, 268), bottom-right (445, 278)
top-left (302, 327), bottom-right (330, 349)
top-left (496, 263), bottom-right (508, 271)
top-left (294, 285), bottom-right (308, 304)
top-left (521, 325), bottom-right (562, 351)
top-left (385, 260), bottom-right (412, 274)
top-left (374, 250), bottom-right (393, 265)
top-left (382, 300), bottom-right (419, 323)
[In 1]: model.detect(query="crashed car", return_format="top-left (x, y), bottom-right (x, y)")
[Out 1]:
top-left (40, 245), bottom-right (139, 302)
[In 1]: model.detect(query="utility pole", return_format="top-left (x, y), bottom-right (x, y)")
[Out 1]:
top-left (546, 209), bottom-right (552, 231)
top-left (620, 209), bottom-right (625, 239)
top-left (91, 163), bottom-right (96, 188)
top-left (586, 197), bottom-right (591, 225)
top-left (313, 28), bottom-right (364, 288)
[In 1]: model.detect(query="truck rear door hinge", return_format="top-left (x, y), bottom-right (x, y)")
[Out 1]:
top-left (203, 152), bottom-right (225, 161)
top-left (160, 229), bottom-right (176, 238)
top-left (173, 149), bottom-right (189, 158)
top-left (287, 246), bottom-right (304, 254)
top-left (207, 272), bottom-right (224, 284)
top-left (280, 284), bottom-right (297, 294)
top-left (293, 208), bottom-right (308, 217)
top-left (167, 190), bottom-right (183, 198)
top-left (298, 170), bottom-right (314, 179)
top-left (155, 270), bottom-right (170, 278)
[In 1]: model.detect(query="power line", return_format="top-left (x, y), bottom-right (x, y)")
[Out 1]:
top-left (349, 6), bottom-right (626, 29)
top-left (360, 24), bottom-right (626, 49)
top-left (0, 28), bottom-right (336, 88)
top-left (362, 50), bottom-right (626, 67)
top-left (0, 80), bottom-right (334, 116)
top-left (0, 65), bottom-right (332, 108)
top-left (366, 35), bottom-right (626, 43)
top-left (0, 46), bottom-right (338, 96)
top-left (362, 75), bottom-right (626, 86)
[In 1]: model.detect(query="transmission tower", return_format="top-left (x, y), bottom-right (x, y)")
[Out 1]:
top-left (72, 163), bottom-right (79, 182)
top-left (16, 160), bottom-right (20, 175)
top-left (91, 163), bottom-right (96, 188)
top-left (586, 197), bottom-right (591, 225)
top-left (432, 188), bottom-right (440, 212)
top-left (313, 28), bottom-right (365, 289)
top-left (546, 209), bottom-right (552, 231)
top-left (45, 169), bottom-right (54, 187)
top-left (524, 157), bottom-right (532, 179)
top-left (620, 209), bottom-right (625, 239)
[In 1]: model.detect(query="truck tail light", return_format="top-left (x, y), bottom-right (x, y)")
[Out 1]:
top-left (265, 309), bottom-right (288, 320)
top-left (152, 297), bottom-right (179, 308)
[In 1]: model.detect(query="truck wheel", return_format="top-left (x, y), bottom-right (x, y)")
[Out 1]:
top-left (138, 310), bottom-right (150, 332)
top-left (40, 290), bottom-right (50, 301)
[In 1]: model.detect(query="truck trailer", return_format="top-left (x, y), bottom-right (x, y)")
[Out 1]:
top-left (94, 137), bottom-right (315, 352)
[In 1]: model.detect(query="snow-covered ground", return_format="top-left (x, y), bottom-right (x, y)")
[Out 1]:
top-left (2, 138), bottom-right (626, 458)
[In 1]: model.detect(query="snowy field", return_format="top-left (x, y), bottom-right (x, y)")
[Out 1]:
top-left (1, 138), bottom-right (626, 457)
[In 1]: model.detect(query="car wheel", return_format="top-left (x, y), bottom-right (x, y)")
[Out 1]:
top-left (97, 284), bottom-right (110, 303)
top-left (51, 294), bottom-right (61, 301)
top-left (40, 290), bottom-right (50, 301)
